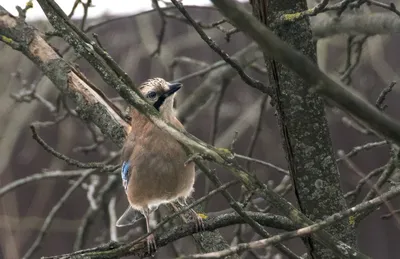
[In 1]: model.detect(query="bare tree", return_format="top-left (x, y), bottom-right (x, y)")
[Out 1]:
top-left (1, 0), bottom-right (400, 258)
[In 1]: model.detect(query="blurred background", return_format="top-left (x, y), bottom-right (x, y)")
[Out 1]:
top-left (0, 1), bottom-right (400, 258)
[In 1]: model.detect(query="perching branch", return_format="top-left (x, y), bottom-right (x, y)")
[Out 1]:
top-left (0, 3), bottom-right (235, 257)
top-left (42, 212), bottom-right (297, 259)
top-left (1, 1), bottom-right (396, 258)
top-left (181, 182), bottom-right (400, 258)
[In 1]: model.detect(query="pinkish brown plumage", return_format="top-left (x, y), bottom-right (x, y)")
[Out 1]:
top-left (124, 109), bottom-right (195, 209)
top-left (117, 78), bottom-right (203, 255)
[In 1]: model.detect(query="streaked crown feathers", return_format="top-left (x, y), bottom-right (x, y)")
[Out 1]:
top-left (138, 77), bottom-right (182, 112)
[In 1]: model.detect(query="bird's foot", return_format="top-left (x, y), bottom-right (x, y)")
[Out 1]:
top-left (146, 234), bottom-right (157, 256)
top-left (184, 153), bottom-right (212, 165)
top-left (190, 209), bottom-right (205, 233)
top-left (195, 215), bottom-right (205, 233)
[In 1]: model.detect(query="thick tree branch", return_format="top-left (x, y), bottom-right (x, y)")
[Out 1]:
top-left (170, 0), bottom-right (272, 97)
top-left (42, 212), bottom-right (296, 259)
top-left (182, 183), bottom-right (400, 258)
top-left (0, 4), bottom-right (240, 258)
top-left (0, 7), bottom-right (129, 147)
top-left (249, 0), bottom-right (356, 258)
top-left (313, 13), bottom-right (400, 39)
top-left (0, 2), bottom-right (383, 258)
top-left (210, 0), bottom-right (400, 147)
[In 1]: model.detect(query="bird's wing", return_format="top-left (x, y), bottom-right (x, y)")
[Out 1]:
top-left (121, 161), bottom-right (130, 191)
top-left (116, 206), bottom-right (144, 227)
top-left (121, 133), bottom-right (135, 190)
top-left (121, 133), bottom-right (135, 161)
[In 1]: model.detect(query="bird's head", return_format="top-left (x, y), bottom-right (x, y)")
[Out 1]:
top-left (138, 77), bottom-right (182, 117)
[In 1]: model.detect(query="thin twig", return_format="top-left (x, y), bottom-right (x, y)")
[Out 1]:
top-left (108, 195), bottom-right (118, 241)
top-left (170, 0), bottom-right (272, 97)
top-left (205, 80), bottom-right (230, 209)
top-left (22, 170), bottom-right (94, 259)
top-left (376, 81), bottom-right (396, 110)
top-left (336, 140), bottom-right (388, 162)
top-left (210, 80), bottom-right (229, 145)
top-left (245, 95), bottom-right (268, 171)
top-left (234, 154), bottom-right (289, 176)
top-left (356, 147), bottom-right (400, 225)
top-left (340, 35), bottom-right (368, 85)
top-left (30, 124), bottom-right (117, 170)
top-left (73, 175), bottom-right (120, 250)
top-left (381, 208), bottom-right (400, 220)
top-left (151, 0), bottom-right (167, 56)
top-left (80, 0), bottom-right (93, 30)
top-left (345, 165), bottom-right (386, 204)
top-left (82, 175), bottom-right (100, 210)
top-left (42, 0), bottom-right (136, 90)
top-left (174, 59), bottom-right (227, 82)
top-left (364, 148), bottom-right (400, 201)
top-left (280, 0), bottom-right (330, 22)
top-left (0, 169), bottom-right (86, 198)
top-left (181, 182), bottom-right (400, 258)
top-left (195, 162), bottom-right (300, 259)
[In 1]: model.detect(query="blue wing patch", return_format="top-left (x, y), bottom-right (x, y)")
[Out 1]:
top-left (121, 161), bottom-right (130, 191)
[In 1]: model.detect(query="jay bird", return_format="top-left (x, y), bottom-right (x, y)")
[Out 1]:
top-left (116, 78), bottom-right (204, 254)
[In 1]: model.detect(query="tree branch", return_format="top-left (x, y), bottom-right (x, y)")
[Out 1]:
top-left (170, 0), bottom-right (272, 97)
top-left (42, 212), bottom-right (297, 259)
top-left (0, 6), bottom-right (130, 146)
top-left (249, 0), bottom-right (356, 258)
top-left (313, 13), bottom-right (400, 39)
top-left (177, 43), bottom-right (261, 123)
top-left (0, 2), bottom-right (383, 258)
top-left (210, 0), bottom-right (400, 148)
top-left (0, 3), bottom-right (237, 257)
top-left (182, 182), bottom-right (400, 258)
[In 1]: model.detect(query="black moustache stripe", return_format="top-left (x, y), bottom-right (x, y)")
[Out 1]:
top-left (153, 94), bottom-right (168, 111)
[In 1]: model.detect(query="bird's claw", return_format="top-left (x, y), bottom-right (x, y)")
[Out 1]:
top-left (195, 215), bottom-right (205, 232)
top-left (146, 234), bottom-right (157, 256)
top-left (185, 153), bottom-right (212, 165)
top-left (190, 209), bottom-right (205, 233)
top-left (185, 153), bottom-right (201, 165)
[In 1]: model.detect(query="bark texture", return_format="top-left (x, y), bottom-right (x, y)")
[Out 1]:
top-left (0, 6), bottom-right (238, 258)
top-left (249, 0), bottom-right (357, 258)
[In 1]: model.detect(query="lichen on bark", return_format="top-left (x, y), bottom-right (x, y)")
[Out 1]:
top-left (249, 0), bottom-right (357, 258)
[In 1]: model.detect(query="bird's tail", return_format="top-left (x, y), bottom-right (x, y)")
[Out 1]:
top-left (116, 206), bottom-right (144, 227)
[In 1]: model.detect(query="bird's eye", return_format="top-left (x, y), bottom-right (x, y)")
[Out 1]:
top-left (146, 91), bottom-right (157, 99)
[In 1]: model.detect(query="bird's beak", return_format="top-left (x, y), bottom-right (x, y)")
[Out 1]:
top-left (165, 82), bottom-right (182, 97)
